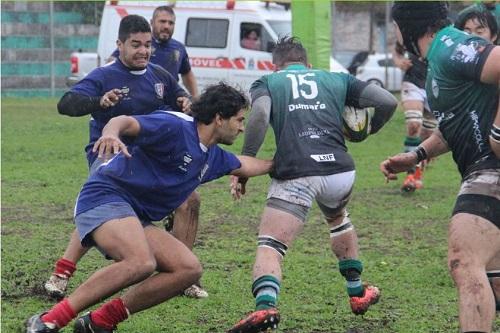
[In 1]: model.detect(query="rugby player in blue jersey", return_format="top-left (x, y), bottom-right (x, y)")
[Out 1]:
top-left (26, 82), bottom-right (273, 333)
top-left (110, 6), bottom-right (198, 96)
top-left (109, 6), bottom-right (207, 298)
top-left (43, 14), bottom-right (203, 301)
top-left (381, 2), bottom-right (500, 332)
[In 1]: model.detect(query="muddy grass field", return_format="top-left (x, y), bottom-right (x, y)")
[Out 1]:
top-left (2, 98), bottom-right (498, 332)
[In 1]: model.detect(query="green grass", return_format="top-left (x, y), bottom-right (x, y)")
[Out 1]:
top-left (2, 98), bottom-right (499, 333)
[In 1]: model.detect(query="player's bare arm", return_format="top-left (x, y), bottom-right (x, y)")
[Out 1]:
top-left (92, 115), bottom-right (141, 159)
top-left (380, 129), bottom-right (449, 180)
top-left (480, 46), bottom-right (500, 158)
top-left (229, 156), bottom-right (272, 200)
top-left (181, 70), bottom-right (199, 97)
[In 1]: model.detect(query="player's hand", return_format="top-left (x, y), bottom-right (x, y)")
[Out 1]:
top-left (230, 175), bottom-right (248, 200)
top-left (177, 96), bottom-right (191, 114)
top-left (92, 134), bottom-right (131, 160)
top-left (380, 152), bottom-right (417, 182)
top-left (100, 89), bottom-right (123, 109)
top-left (399, 58), bottom-right (413, 71)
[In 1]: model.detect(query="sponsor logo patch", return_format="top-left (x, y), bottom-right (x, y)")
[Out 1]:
top-left (310, 153), bottom-right (335, 162)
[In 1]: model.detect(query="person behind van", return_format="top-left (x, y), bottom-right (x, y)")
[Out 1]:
top-left (43, 14), bottom-right (203, 303)
top-left (26, 83), bottom-right (274, 333)
top-left (241, 29), bottom-right (262, 51)
top-left (110, 6), bottom-right (198, 97)
top-left (227, 36), bottom-right (398, 333)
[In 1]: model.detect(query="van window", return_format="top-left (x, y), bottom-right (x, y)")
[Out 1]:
top-left (186, 18), bottom-right (229, 48)
top-left (240, 23), bottom-right (275, 53)
top-left (267, 20), bottom-right (291, 38)
top-left (377, 58), bottom-right (395, 67)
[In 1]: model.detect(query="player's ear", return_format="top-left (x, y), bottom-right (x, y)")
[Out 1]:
top-left (214, 113), bottom-right (223, 126)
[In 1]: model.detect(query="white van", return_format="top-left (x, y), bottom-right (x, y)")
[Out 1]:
top-left (68, 1), bottom-right (347, 92)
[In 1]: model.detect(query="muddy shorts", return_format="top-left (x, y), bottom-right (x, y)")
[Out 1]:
top-left (452, 168), bottom-right (500, 228)
top-left (266, 170), bottom-right (355, 222)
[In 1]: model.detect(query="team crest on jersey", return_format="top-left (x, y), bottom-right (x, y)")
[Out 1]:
top-left (154, 83), bottom-right (164, 99)
top-left (178, 153), bottom-right (193, 172)
top-left (451, 42), bottom-right (478, 64)
top-left (170, 50), bottom-right (180, 63)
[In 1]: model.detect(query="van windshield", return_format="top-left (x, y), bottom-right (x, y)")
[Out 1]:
top-left (267, 20), bottom-right (291, 38)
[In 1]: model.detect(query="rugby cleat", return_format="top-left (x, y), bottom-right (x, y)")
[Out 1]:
top-left (25, 314), bottom-right (59, 333)
top-left (401, 174), bottom-right (417, 192)
top-left (349, 284), bottom-right (381, 315)
top-left (44, 274), bottom-right (69, 300)
top-left (227, 308), bottom-right (280, 333)
top-left (73, 312), bottom-right (114, 333)
top-left (184, 284), bottom-right (209, 299)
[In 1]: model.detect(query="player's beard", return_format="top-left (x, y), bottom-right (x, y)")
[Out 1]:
top-left (155, 29), bottom-right (172, 43)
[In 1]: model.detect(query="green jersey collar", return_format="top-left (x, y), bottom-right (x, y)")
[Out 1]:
top-left (285, 64), bottom-right (307, 70)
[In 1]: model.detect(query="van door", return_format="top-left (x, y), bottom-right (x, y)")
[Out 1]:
top-left (182, 11), bottom-right (233, 92)
top-left (229, 14), bottom-right (277, 92)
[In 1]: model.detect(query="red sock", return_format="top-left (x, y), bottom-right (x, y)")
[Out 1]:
top-left (90, 298), bottom-right (129, 330)
top-left (41, 298), bottom-right (77, 329)
top-left (54, 258), bottom-right (77, 278)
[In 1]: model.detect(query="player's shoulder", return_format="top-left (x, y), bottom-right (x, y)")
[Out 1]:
top-left (169, 38), bottom-right (187, 51)
top-left (148, 63), bottom-right (175, 79)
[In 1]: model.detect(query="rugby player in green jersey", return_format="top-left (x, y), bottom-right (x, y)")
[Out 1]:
top-left (381, 2), bottom-right (500, 332)
top-left (228, 36), bottom-right (398, 333)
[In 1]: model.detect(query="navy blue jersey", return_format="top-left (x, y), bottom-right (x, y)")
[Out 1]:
top-left (111, 38), bottom-right (191, 81)
top-left (70, 58), bottom-right (188, 166)
top-left (75, 111), bottom-right (241, 222)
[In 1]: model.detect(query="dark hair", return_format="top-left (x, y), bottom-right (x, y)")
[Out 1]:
top-left (455, 4), bottom-right (498, 40)
top-left (272, 36), bottom-right (308, 67)
top-left (118, 15), bottom-right (151, 42)
top-left (153, 6), bottom-right (175, 20)
top-left (392, 2), bottom-right (451, 56)
top-left (191, 82), bottom-right (249, 125)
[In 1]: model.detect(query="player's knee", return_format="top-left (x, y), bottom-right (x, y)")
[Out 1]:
top-left (181, 254), bottom-right (203, 282)
top-left (127, 255), bottom-right (157, 281)
top-left (325, 209), bottom-right (345, 226)
top-left (448, 252), bottom-right (477, 285)
top-left (258, 235), bottom-right (289, 259)
top-left (328, 210), bottom-right (354, 239)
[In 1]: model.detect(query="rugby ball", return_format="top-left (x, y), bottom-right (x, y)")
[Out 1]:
top-left (342, 106), bottom-right (372, 142)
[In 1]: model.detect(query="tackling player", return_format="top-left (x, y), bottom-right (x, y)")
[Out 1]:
top-left (26, 83), bottom-right (273, 333)
top-left (43, 14), bottom-right (200, 301)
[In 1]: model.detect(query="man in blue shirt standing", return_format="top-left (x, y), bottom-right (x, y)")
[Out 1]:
top-left (26, 83), bottom-right (274, 333)
top-left (43, 14), bottom-right (205, 302)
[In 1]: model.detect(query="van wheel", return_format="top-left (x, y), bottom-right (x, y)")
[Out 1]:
top-left (367, 79), bottom-right (383, 88)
